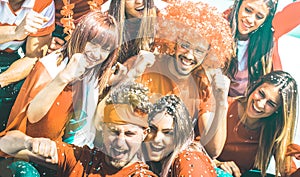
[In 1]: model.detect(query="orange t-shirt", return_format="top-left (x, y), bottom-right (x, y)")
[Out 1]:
top-left (1, 60), bottom-right (73, 141)
top-left (171, 147), bottom-right (217, 177)
top-left (125, 55), bottom-right (213, 138)
top-left (286, 144), bottom-right (300, 176)
top-left (56, 141), bottom-right (157, 177)
top-left (126, 55), bottom-right (212, 120)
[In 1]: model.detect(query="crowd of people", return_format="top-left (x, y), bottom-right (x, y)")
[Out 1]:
top-left (0, 0), bottom-right (299, 177)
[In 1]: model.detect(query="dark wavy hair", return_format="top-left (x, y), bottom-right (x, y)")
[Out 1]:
top-left (226, 0), bottom-right (278, 84)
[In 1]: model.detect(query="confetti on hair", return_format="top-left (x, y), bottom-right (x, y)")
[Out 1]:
top-left (106, 82), bottom-right (153, 114)
top-left (153, 94), bottom-right (181, 116)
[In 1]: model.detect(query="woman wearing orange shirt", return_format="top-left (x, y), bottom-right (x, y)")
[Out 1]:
top-left (1, 12), bottom-right (119, 145)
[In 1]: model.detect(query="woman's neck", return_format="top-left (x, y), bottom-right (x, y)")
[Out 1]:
top-left (237, 33), bottom-right (249, 41)
top-left (148, 161), bottom-right (162, 176)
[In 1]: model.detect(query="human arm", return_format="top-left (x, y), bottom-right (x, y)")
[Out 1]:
top-left (200, 68), bottom-right (230, 158)
top-left (0, 130), bottom-right (58, 164)
top-left (0, 5), bottom-right (54, 87)
top-left (109, 50), bottom-right (155, 88)
top-left (286, 143), bottom-right (300, 177)
top-left (27, 53), bottom-right (87, 123)
top-left (0, 57), bottom-right (38, 88)
top-left (107, 62), bottom-right (128, 87)
top-left (214, 159), bottom-right (241, 177)
top-left (126, 50), bottom-right (156, 80)
top-left (172, 148), bottom-right (217, 177)
top-left (273, 1), bottom-right (300, 39)
top-left (47, 36), bottom-right (66, 54)
top-left (0, 27), bottom-right (52, 87)
top-left (0, 11), bottom-right (49, 44)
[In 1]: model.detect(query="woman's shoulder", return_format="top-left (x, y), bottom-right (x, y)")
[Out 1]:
top-left (172, 145), bottom-right (216, 177)
top-left (39, 52), bottom-right (68, 79)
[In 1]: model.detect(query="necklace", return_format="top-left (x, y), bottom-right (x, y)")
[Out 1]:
top-left (60, 0), bottom-right (103, 41)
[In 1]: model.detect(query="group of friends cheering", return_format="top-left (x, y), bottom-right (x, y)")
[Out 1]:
top-left (0, 0), bottom-right (300, 176)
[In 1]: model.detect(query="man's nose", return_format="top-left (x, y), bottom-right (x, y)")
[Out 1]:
top-left (186, 49), bottom-right (195, 60)
top-left (115, 133), bottom-right (126, 147)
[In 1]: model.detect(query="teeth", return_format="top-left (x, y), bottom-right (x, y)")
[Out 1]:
top-left (242, 20), bottom-right (252, 28)
top-left (151, 144), bottom-right (164, 151)
top-left (253, 104), bottom-right (262, 113)
top-left (243, 23), bottom-right (250, 28)
top-left (113, 148), bottom-right (126, 153)
top-left (180, 56), bottom-right (194, 66)
top-left (136, 5), bottom-right (144, 11)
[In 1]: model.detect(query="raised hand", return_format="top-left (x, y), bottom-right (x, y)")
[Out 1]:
top-left (47, 37), bottom-right (65, 54)
top-left (59, 53), bottom-right (88, 83)
top-left (127, 50), bottom-right (155, 79)
top-left (15, 11), bottom-right (49, 40)
top-left (206, 68), bottom-right (230, 103)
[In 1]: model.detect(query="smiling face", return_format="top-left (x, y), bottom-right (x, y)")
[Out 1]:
top-left (102, 123), bottom-right (146, 168)
top-left (173, 35), bottom-right (210, 76)
top-left (125, 0), bottom-right (145, 19)
top-left (237, 0), bottom-right (269, 39)
top-left (83, 42), bottom-right (111, 69)
top-left (246, 82), bottom-right (281, 119)
top-left (144, 111), bottom-right (175, 162)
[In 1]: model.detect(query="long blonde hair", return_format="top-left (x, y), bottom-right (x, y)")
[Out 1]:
top-left (108, 0), bottom-right (156, 63)
top-left (240, 71), bottom-right (298, 176)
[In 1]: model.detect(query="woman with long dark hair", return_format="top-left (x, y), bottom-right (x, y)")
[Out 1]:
top-left (225, 0), bottom-right (277, 97)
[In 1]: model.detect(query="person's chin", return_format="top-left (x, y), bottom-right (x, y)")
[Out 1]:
top-left (176, 62), bottom-right (195, 76)
top-left (110, 159), bottom-right (127, 169)
top-left (148, 154), bottom-right (163, 162)
top-left (176, 67), bottom-right (192, 76)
